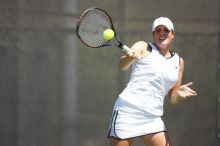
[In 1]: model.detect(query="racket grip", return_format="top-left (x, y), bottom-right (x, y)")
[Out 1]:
top-left (122, 45), bottom-right (141, 59)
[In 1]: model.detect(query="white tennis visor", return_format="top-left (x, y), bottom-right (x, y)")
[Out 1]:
top-left (152, 17), bottom-right (174, 32)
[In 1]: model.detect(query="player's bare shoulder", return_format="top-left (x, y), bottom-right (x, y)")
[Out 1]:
top-left (131, 41), bottom-right (150, 57)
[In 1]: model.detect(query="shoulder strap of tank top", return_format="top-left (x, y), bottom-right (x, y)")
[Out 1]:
top-left (148, 43), bottom-right (159, 53)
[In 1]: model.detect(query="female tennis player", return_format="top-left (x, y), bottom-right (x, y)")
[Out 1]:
top-left (108, 17), bottom-right (197, 146)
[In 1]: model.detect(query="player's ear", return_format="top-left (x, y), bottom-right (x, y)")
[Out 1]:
top-left (171, 30), bottom-right (175, 38)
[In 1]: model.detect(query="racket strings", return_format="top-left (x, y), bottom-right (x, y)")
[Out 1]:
top-left (78, 9), bottom-right (112, 47)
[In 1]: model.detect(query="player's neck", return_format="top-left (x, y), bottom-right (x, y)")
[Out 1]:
top-left (159, 48), bottom-right (171, 58)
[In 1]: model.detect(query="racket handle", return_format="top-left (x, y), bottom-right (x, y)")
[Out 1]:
top-left (122, 45), bottom-right (141, 59)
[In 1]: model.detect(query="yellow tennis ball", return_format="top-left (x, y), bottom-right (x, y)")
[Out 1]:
top-left (103, 29), bottom-right (114, 40)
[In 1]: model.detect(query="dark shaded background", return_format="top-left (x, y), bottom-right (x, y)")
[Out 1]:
top-left (0, 0), bottom-right (219, 146)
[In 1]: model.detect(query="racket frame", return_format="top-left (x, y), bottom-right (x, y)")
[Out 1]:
top-left (76, 7), bottom-right (140, 58)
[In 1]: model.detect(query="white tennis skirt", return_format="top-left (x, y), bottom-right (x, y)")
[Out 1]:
top-left (107, 108), bottom-right (167, 139)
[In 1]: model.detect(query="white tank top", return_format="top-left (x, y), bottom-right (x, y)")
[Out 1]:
top-left (117, 43), bottom-right (180, 116)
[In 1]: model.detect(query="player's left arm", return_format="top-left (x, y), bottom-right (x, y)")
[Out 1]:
top-left (168, 57), bottom-right (197, 104)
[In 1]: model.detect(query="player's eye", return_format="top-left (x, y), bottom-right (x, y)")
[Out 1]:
top-left (155, 28), bottom-right (170, 33)
top-left (163, 28), bottom-right (170, 32)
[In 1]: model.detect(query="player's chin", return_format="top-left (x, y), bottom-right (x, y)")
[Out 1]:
top-left (156, 42), bottom-right (168, 49)
top-left (158, 40), bottom-right (171, 47)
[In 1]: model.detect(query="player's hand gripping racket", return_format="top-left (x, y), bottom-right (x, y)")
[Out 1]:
top-left (76, 7), bottom-right (140, 59)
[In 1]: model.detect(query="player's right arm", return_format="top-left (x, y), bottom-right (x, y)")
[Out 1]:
top-left (119, 41), bottom-right (148, 71)
top-left (118, 53), bottom-right (136, 71)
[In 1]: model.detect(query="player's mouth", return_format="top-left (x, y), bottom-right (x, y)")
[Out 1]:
top-left (159, 37), bottom-right (166, 42)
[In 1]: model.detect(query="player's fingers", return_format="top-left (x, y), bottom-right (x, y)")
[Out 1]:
top-left (190, 90), bottom-right (197, 95)
top-left (126, 51), bottom-right (136, 58)
top-left (186, 88), bottom-right (197, 97)
top-left (125, 52), bottom-right (133, 58)
top-left (184, 82), bottom-right (193, 87)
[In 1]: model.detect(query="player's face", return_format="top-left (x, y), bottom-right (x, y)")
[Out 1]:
top-left (153, 25), bottom-right (174, 50)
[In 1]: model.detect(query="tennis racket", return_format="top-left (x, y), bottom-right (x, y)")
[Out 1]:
top-left (76, 7), bottom-right (140, 59)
